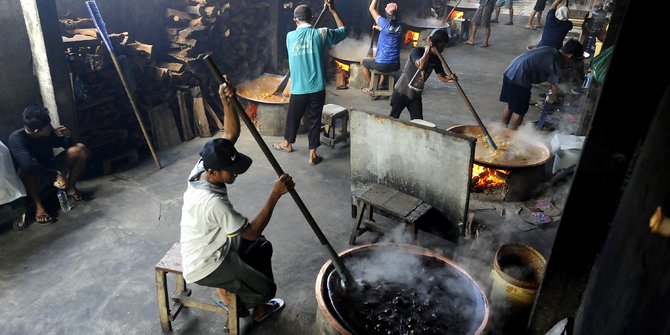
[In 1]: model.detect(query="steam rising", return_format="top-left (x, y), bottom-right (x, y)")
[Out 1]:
top-left (329, 36), bottom-right (373, 62)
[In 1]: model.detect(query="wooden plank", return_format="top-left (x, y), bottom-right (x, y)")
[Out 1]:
top-left (178, 24), bottom-right (208, 39)
top-left (173, 294), bottom-right (227, 313)
top-left (176, 91), bottom-right (195, 141)
top-left (165, 8), bottom-right (193, 21)
top-left (204, 101), bottom-right (224, 130)
top-left (191, 88), bottom-right (212, 137)
top-left (148, 103), bottom-right (182, 150)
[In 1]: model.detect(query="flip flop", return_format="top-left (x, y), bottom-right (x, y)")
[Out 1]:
top-left (68, 192), bottom-right (83, 201)
top-left (35, 213), bottom-right (54, 225)
top-left (254, 298), bottom-right (285, 324)
top-left (309, 155), bottom-right (323, 165)
top-left (504, 21), bottom-right (513, 25)
top-left (211, 291), bottom-right (229, 312)
top-left (523, 212), bottom-right (553, 225)
top-left (272, 143), bottom-right (293, 153)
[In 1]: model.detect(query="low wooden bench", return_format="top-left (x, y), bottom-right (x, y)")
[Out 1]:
top-left (350, 184), bottom-right (433, 244)
top-left (321, 104), bottom-right (350, 148)
top-left (368, 70), bottom-right (395, 100)
top-left (155, 242), bottom-right (239, 334)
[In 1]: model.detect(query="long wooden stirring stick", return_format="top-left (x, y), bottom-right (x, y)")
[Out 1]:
top-left (434, 51), bottom-right (498, 150)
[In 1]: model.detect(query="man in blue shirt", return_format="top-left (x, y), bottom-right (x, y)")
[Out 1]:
top-left (537, 0), bottom-right (573, 50)
top-left (273, 0), bottom-right (347, 165)
top-left (361, 1), bottom-right (402, 89)
top-left (500, 39), bottom-right (583, 130)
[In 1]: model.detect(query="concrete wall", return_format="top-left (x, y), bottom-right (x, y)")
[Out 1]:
top-left (0, 0), bottom-right (42, 141)
top-left (350, 109), bottom-right (475, 233)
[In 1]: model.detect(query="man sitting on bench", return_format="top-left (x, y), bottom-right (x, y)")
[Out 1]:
top-left (179, 79), bottom-right (294, 325)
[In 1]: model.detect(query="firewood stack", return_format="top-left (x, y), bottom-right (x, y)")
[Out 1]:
top-left (61, 17), bottom-right (226, 175)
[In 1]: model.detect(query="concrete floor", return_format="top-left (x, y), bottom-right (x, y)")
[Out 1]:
top-left (0, 16), bottom-right (578, 335)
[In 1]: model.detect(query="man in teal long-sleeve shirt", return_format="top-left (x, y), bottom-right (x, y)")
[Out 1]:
top-left (273, 0), bottom-right (347, 165)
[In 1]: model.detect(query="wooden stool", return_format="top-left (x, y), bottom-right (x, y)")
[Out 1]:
top-left (155, 242), bottom-right (239, 334)
top-left (368, 70), bottom-right (395, 100)
top-left (350, 184), bottom-right (432, 244)
top-left (320, 104), bottom-right (350, 148)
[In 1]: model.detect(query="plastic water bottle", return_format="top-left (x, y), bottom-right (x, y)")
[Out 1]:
top-left (57, 189), bottom-right (71, 213)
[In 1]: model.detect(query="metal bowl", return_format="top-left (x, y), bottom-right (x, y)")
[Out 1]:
top-left (237, 75), bottom-right (290, 105)
top-left (448, 125), bottom-right (552, 169)
top-left (316, 243), bottom-right (489, 335)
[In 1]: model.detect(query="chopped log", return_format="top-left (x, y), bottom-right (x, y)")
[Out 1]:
top-left (176, 91), bottom-right (195, 141)
top-left (184, 4), bottom-right (205, 16)
top-left (191, 87), bottom-right (212, 137)
top-left (127, 41), bottom-right (153, 57)
top-left (165, 8), bottom-right (193, 21)
top-left (204, 101), bottom-right (224, 130)
top-left (203, 6), bottom-right (219, 17)
top-left (160, 62), bottom-right (184, 73)
top-left (108, 32), bottom-right (129, 45)
top-left (167, 35), bottom-right (198, 48)
top-left (178, 24), bottom-right (208, 39)
top-left (147, 103), bottom-right (182, 150)
top-left (66, 28), bottom-right (98, 38)
top-left (168, 49), bottom-right (197, 63)
top-left (60, 18), bottom-right (94, 30)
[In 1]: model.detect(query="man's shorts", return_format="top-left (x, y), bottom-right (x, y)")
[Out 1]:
top-left (499, 76), bottom-right (531, 116)
top-left (472, 1), bottom-right (495, 28)
top-left (495, 0), bottom-right (513, 9)
top-left (362, 59), bottom-right (400, 73)
top-left (533, 0), bottom-right (548, 11)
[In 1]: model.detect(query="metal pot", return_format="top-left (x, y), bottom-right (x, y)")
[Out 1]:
top-left (315, 243), bottom-right (489, 335)
top-left (448, 125), bottom-right (552, 169)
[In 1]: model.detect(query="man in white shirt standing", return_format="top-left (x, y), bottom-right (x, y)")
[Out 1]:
top-left (180, 79), bottom-right (294, 325)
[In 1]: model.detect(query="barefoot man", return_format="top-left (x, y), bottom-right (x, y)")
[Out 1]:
top-left (466, 0), bottom-right (496, 47)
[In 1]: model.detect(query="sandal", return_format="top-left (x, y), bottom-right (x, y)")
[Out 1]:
top-left (309, 155), bottom-right (323, 165)
top-left (68, 192), bottom-right (83, 201)
top-left (254, 298), bottom-right (285, 324)
top-left (272, 143), bottom-right (293, 153)
top-left (35, 213), bottom-right (54, 225)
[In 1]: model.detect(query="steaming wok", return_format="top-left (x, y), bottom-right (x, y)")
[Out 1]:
top-left (317, 244), bottom-right (489, 335)
top-left (237, 75), bottom-right (290, 105)
top-left (329, 36), bottom-right (373, 64)
top-left (449, 125), bottom-right (552, 169)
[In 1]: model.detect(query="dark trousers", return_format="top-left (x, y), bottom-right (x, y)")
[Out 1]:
top-left (390, 91), bottom-right (424, 120)
top-left (285, 90), bottom-right (326, 149)
top-left (196, 236), bottom-right (275, 314)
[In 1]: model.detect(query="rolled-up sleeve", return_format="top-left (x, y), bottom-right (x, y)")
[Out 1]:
top-left (326, 26), bottom-right (348, 46)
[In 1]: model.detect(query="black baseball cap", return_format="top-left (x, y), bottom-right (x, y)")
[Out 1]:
top-left (294, 5), bottom-right (312, 21)
top-left (199, 138), bottom-right (252, 174)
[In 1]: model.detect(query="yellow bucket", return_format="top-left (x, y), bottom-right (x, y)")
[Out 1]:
top-left (490, 243), bottom-right (546, 333)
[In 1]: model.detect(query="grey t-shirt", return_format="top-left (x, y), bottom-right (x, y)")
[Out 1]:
top-left (503, 46), bottom-right (563, 88)
top-left (395, 47), bottom-right (445, 100)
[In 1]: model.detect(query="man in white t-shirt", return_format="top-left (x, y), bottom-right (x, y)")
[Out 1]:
top-left (180, 80), bottom-right (294, 324)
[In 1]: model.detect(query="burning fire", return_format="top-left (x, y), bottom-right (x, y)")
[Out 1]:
top-left (404, 30), bottom-right (420, 47)
top-left (335, 60), bottom-right (350, 72)
top-left (472, 164), bottom-right (510, 191)
top-left (450, 10), bottom-right (464, 20)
